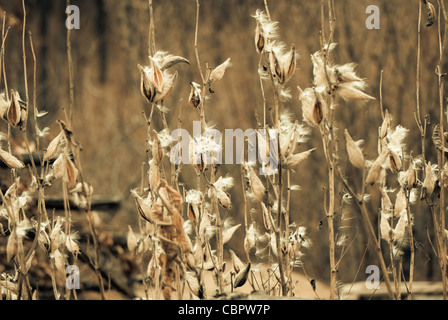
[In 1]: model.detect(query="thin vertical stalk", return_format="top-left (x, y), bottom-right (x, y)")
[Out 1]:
top-left (436, 0), bottom-right (448, 299)
top-left (66, 0), bottom-right (74, 127)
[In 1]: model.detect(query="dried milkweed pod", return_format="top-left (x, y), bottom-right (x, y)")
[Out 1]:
top-left (299, 87), bottom-right (324, 126)
top-left (210, 58), bottom-right (232, 82)
top-left (43, 131), bottom-right (64, 162)
top-left (151, 130), bottom-right (164, 165)
top-left (229, 249), bottom-right (246, 274)
top-left (185, 272), bottom-right (202, 299)
top-left (0, 148), bottom-right (25, 169)
top-left (64, 233), bottom-right (80, 255)
top-left (7, 90), bottom-right (26, 127)
top-left (246, 164), bottom-right (265, 202)
top-left (159, 55), bottom-right (190, 71)
top-left (280, 121), bottom-right (298, 158)
top-left (138, 64), bottom-right (156, 103)
top-left (284, 148), bottom-right (316, 170)
top-left (269, 48), bottom-right (282, 82)
top-left (394, 187), bottom-right (407, 218)
top-left (365, 150), bottom-right (388, 185)
top-left (380, 109), bottom-right (391, 139)
top-left (388, 150), bottom-right (402, 173)
top-left (233, 262), bottom-right (251, 289)
top-left (261, 202), bottom-right (275, 233)
top-left (148, 161), bottom-right (160, 192)
top-left (6, 228), bottom-right (18, 262)
top-left (223, 223), bottom-right (241, 244)
top-left (157, 71), bottom-right (177, 102)
top-left (131, 189), bottom-right (154, 223)
top-left (393, 212), bottom-right (408, 242)
top-left (0, 93), bottom-right (8, 119)
top-left (211, 185), bottom-right (232, 209)
top-left (281, 45), bottom-right (297, 84)
top-left (344, 129), bottom-right (365, 169)
top-left (407, 161), bottom-right (417, 188)
top-left (420, 161), bottom-right (438, 200)
top-left (208, 58), bottom-right (232, 93)
top-left (188, 82), bottom-right (202, 109)
top-left (380, 214), bottom-right (392, 243)
top-left (53, 153), bottom-right (78, 187)
top-left (127, 225), bottom-right (138, 254)
top-left (381, 189), bottom-right (394, 217)
top-left (254, 20), bottom-right (265, 53)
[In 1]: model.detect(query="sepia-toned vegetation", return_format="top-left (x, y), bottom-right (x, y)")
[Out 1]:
top-left (1, 0), bottom-right (448, 300)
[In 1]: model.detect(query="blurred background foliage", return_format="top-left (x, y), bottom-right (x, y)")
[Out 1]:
top-left (0, 0), bottom-right (445, 285)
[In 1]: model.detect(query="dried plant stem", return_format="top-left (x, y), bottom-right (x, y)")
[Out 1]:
top-left (336, 165), bottom-right (394, 299)
top-left (436, 0), bottom-right (448, 298)
top-left (405, 189), bottom-right (415, 299)
top-left (66, 0), bottom-right (74, 126)
top-left (148, 0), bottom-right (156, 57)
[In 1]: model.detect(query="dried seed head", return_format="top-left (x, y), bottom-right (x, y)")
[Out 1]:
top-left (344, 129), bottom-right (365, 169)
